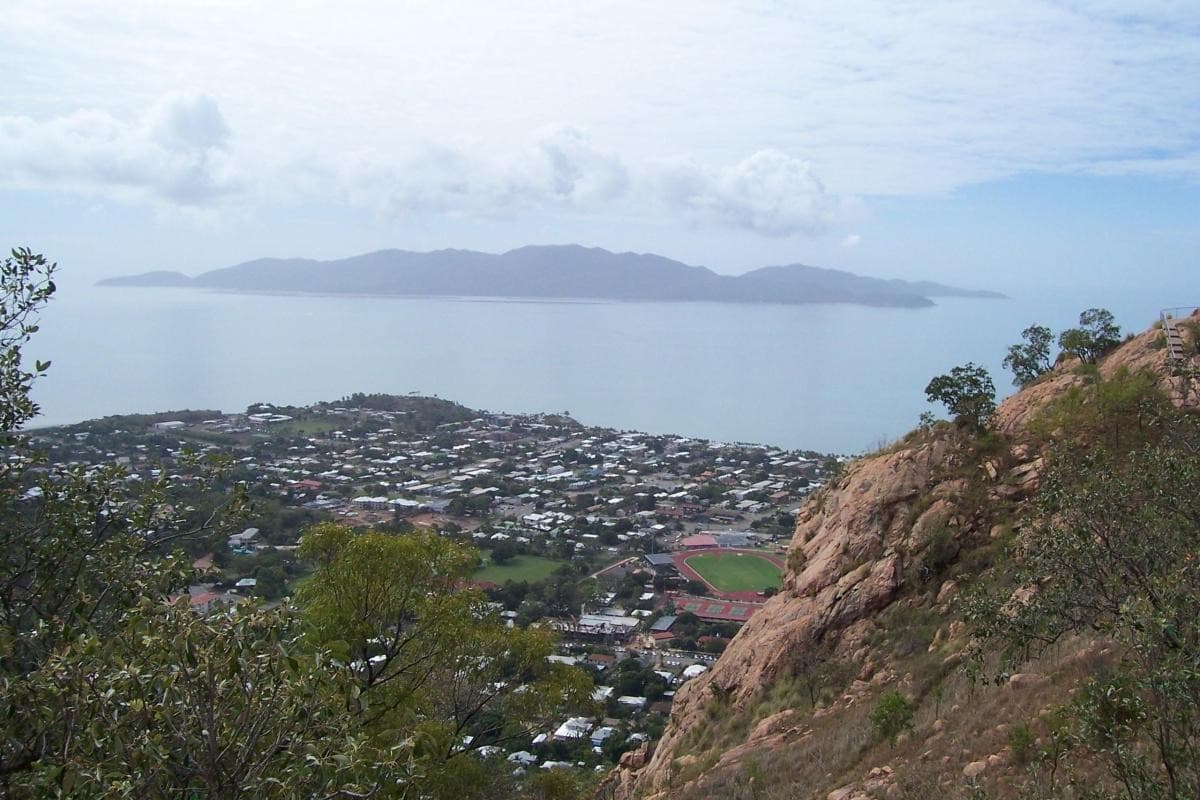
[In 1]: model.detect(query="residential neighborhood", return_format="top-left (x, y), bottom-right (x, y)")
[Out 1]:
top-left (26, 393), bottom-right (837, 770)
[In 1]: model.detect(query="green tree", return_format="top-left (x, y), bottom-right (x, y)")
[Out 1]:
top-left (0, 252), bottom-right (379, 797)
top-left (296, 524), bottom-right (594, 797)
top-left (923, 363), bottom-right (996, 432)
top-left (1003, 323), bottom-right (1053, 387)
top-left (869, 690), bottom-right (915, 745)
top-left (490, 538), bottom-right (519, 565)
top-left (1058, 307), bottom-right (1121, 364)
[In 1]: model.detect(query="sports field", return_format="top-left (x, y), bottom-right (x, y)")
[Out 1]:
top-left (474, 554), bottom-right (561, 584)
top-left (684, 552), bottom-right (783, 592)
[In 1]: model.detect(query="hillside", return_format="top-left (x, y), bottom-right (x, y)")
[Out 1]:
top-left (96, 244), bottom-right (1005, 308)
top-left (603, 315), bottom-right (1200, 800)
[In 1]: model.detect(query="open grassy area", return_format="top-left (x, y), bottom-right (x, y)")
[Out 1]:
top-left (686, 552), bottom-right (782, 592)
top-left (474, 554), bottom-right (562, 584)
top-left (276, 419), bottom-right (342, 436)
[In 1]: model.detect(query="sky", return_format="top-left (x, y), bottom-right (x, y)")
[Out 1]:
top-left (1, 1), bottom-right (1199, 294)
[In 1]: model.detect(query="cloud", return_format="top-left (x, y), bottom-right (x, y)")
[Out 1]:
top-left (333, 127), bottom-right (846, 235)
top-left (654, 150), bottom-right (845, 236)
top-left (144, 93), bottom-right (230, 153)
top-left (0, 92), bottom-right (238, 205)
top-left (841, 234), bottom-right (862, 249)
top-left (338, 126), bottom-right (629, 219)
top-left (4, 3), bottom-right (1200, 203)
top-left (0, 94), bottom-right (848, 237)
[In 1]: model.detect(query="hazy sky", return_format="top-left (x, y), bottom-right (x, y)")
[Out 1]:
top-left (2, 1), bottom-right (1198, 292)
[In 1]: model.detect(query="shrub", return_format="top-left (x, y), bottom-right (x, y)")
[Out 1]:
top-left (1008, 722), bottom-right (1036, 764)
top-left (869, 690), bottom-right (915, 745)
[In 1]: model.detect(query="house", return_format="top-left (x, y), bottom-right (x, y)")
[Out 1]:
top-left (507, 751), bottom-right (538, 766)
top-left (227, 527), bottom-right (259, 552)
top-left (590, 726), bottom-right (616, 747)
top-left (553, 716), bottom-right (593, 740)
top-left (350, 496), bottom-right (391, 511)
top-left (182, 590), bottom-right (245, 615)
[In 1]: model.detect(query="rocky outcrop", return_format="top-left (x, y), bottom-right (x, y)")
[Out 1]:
top-left (609, 432), bottom-right (1013, 798)
top-left (604, 317), bottom-right (1195, 800)
top-left (994, 319), bottom-right (1196, 433)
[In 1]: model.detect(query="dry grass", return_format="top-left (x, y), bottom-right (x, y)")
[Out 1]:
top-left (656, 626), bottom-right (1116, 800)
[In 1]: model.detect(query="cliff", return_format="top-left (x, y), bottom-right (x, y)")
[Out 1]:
top-left (604, 316), bottom-right (1199, 800)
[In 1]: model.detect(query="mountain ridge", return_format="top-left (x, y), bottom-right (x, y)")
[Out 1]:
top-left (98, 244), bottom-right (1006, 308)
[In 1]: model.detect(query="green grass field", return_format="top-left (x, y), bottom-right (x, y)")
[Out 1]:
top-left (474, 554), bottom-right (562, 584)
top-left (685, 552), bottom-right (783, 592)
top-left (276, 419), bottom-right (342, 436)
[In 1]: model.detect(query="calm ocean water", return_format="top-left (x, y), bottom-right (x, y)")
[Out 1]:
top-left (27, 285), bottom-right (1185, 453)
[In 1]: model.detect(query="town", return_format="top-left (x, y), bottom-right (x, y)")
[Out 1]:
top-left (26, 393), bottom-right (837, 772)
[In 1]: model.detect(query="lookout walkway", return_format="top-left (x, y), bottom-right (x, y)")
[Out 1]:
top-left (1161, 307), bottom-right (1200, 384)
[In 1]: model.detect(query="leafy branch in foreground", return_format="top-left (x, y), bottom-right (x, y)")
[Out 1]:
top-left (0, 248), bottom-right (55, 435)
top-left (297, 524), bottom-right (595, 799)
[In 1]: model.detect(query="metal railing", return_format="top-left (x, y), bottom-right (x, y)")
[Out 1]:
top-left (1160, 308), bottom-right (1200, 379)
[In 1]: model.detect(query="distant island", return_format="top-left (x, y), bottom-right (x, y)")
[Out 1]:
top-left (98, 244), bottom-right (1006, 308)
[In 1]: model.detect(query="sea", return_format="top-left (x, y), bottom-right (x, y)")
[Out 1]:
top-left (27, 285), bottom-right (1188, 454)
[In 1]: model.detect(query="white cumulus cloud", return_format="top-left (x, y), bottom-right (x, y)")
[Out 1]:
top-left (653, 150), bottom-right (846, 236)
top-left (0, 92), bottom-right (239, 205)
top-left (0, 94), bottom-right (849, 237)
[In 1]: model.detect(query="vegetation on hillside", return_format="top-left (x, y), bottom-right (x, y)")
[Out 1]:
top-left (617, 308), bottom-right (1200, 800)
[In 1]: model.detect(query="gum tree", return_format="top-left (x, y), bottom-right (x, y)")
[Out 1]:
top-left (923, 363), bottom-right (996, 432)
top-left (1003, 324), bottom-right (1054, 387)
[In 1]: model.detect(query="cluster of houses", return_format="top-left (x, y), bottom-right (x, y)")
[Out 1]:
top-left (26, 396), bottom-right (841, 775)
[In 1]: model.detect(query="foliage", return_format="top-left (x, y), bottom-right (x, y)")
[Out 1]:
top-left (0, 253), bottom-right (360, 797)
top-left (1058, 307), bottom-right (1121, 364)
top-left (868, 690), bottom-right (914, 745)
top-left (923, 363), bottom-right (996, 432)
top-left (917, 526), bottom-right (958, 582)
top-left (965, 427), bottom-right (1200, 799)
top-left (296, 524), bottom-right (595, 793)
top-left (524, 770), bottom-right (597, 800)
top-left (1008, 722), bottom-right (1036, 765)
top-left (0, 250), bottom-right (591, 799)
top-left (9, 601), bottom-right (380, 798)
top-left (0, 248), bottom-right (56, 434)
top-left (1029, 367), bottom-right (1171, 451)
top-left (1003, 324), bottom-right (1054, 387)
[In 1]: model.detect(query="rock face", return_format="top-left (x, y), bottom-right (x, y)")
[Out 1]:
top-left (613, 434), bottom-right (973, 797)
top-left (604, 317), bottom-right (1191, 799)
